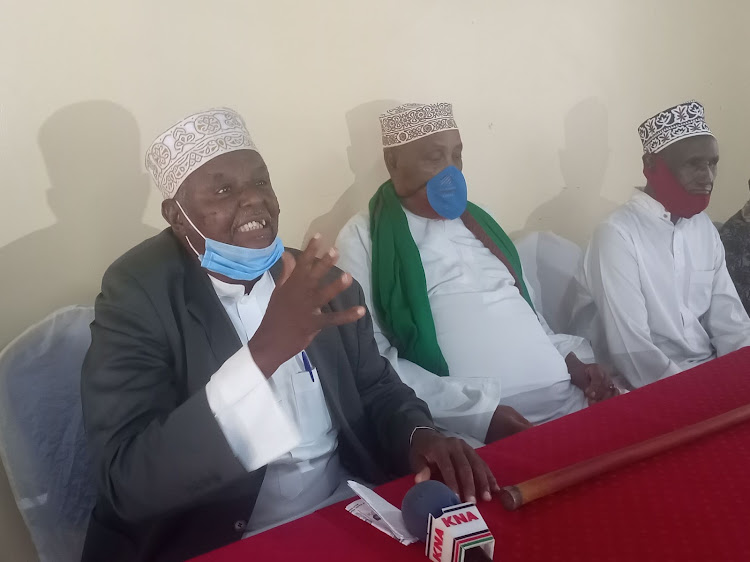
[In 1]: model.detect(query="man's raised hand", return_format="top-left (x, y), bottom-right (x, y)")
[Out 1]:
top-left (249, 235), bottom-right (365, 377)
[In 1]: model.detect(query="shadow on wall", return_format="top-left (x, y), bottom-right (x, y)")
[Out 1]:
top-left (303, 99), bottom-right (399, 250)
top-left (515, 98), bottom-right (618, 247)
top-left (0, 101), bottom-right (160, 349)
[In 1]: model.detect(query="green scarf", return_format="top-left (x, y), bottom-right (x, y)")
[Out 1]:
top-left (369, 180), bottom-right (533, 377)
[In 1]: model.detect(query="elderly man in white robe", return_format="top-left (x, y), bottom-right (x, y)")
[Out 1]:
top-left (574, 101), bottom-right (750, 389)
top-left (336, 103), bottom-right (618, 446)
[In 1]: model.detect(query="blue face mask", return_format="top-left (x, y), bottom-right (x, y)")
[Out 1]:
top-left (176, 201), bottom-right (284, 281)
top-left (201, 237), bottom-right (284, 281)
top-left (425, 165), bottom-right (468, 219)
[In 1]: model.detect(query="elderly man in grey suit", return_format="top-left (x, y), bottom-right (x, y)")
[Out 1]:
top-left (80, 108), bottom-right (499, 562)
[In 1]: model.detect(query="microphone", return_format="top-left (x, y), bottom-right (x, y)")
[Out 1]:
top-left (401, 481), bottom-right (495, 561)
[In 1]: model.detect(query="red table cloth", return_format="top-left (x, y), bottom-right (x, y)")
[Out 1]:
top-left (193, 348), bottom-right (750, 561)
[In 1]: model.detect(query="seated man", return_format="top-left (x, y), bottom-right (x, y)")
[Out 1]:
top-left (720, 180), bottom-right (750, 314)
top-left (577, 101), bottom-right (750, 389)
top-left (336, 102), bottom-right (616, 445)
top-left (80, 108), bottom-right (497, 562)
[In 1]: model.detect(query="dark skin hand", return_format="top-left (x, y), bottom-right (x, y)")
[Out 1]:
top-left (410, 428), bottom-right (500, 504)
top-left (484, 405), bottom-right (532, 444)
top-left (566, 353), bottom-right (619, 403)
top-left (248, 238), bottom-right (366, 377)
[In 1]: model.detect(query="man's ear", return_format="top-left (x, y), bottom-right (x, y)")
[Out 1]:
top-left (642, 152), bottom-right (657, 170)
top-left (162, 198), bottom-right (187, 237)
top-left (383, 148), bottom-right (397, 176)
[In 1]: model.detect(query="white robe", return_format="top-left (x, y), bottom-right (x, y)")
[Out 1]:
top-left (205, 273), bottom-right (349, 535)
top-left (336, 208), bottom-right (590, 442)
top-left (574, 190), bottom-right (750, 389)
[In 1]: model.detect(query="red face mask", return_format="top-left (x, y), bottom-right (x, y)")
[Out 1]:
top-left (643, 157), bottom-right (710, 219)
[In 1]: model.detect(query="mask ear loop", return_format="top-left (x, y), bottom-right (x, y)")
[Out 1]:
top-left (175, 200), bottom-right (206, 257)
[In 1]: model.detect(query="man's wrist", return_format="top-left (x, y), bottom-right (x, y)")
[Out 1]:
top-left (410, 426), bottom-right (438, 446)
top-left (565, 353), bottom-right (587, 387)
top-left (247, 337), bottom-right (280, 379)
top-left (565, 352), bottom-right (584, 369)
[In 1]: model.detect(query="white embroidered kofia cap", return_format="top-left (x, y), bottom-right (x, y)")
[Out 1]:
top-left (638, 100), bottom-right (713, 154)
top-left (145, 107), bottom-right (258, 199)
top-left (379, 103), bottom-right (458, 148)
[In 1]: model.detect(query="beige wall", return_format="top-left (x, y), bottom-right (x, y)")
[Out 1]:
top-left (1, 1), bottom-right (748, 559)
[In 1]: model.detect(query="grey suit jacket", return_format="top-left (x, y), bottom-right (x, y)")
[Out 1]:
top-left (80, 229), bottom-right (434, 562)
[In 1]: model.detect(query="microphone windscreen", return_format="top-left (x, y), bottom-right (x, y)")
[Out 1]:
top-left (401, 480), bottom-right (461, 542)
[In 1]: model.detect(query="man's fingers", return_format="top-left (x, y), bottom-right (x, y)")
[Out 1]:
top-left (588, 379), bottom-right (617, 403)
top-left (449, 443), bottom-right (476, 503)
top-left (297, 233), bottom-right (322, 271)
top-left (488, 466), bottom-right (501, 494)
top-left (432, 449), bottom-right (460, 499)
top-left (315, 272), bottom-right (354, 306)
top-left (603, 383), bottom-right (619, 400)
top-left (277, 252), bottom-right (296, 286)
top-left (585, 366), bottom-right (606, 401)
top-left (411, 435), bottom-right (496, 502)
top-left (514, 417), bottom-right (534, 432)
top-left (308, 246), bottom-right (339, 283)
top-left (510, 409), bottom-right (533, 429)
top-left (503, 406), bottom-right (533, 434)
top-left (317, 307), bottom-right (366, 328)
top-left (463, 444), bottom-right (491, 502)
top-left (587, 366), bottom-right (604, 386)
top-left (414, 465), bottom-right (431, 484)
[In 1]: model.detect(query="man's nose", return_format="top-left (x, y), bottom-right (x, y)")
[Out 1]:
top-left (695, 166), bottom-right (713, 188)
top-left (238, 185), bottom-right (263, 206)
top-left (707, 167), bottom-right (716, 185)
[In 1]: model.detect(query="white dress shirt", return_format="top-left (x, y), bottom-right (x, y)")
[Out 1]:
top-left (578, 190), bottom-right (750, 388)
top-left (336, 209), bottom-right (589, 438)
top-left (202, 272), bottom-right (346, 535)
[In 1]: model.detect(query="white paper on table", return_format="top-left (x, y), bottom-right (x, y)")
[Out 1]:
top-left (346, 480), bottom-right (419, 545)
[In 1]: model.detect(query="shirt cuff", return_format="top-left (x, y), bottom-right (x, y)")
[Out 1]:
top-left (550, 334), bottom-right (594, 363)
top-left (206, 346), bottom-right (301, 472)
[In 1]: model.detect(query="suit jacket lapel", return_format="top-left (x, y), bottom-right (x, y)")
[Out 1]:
top-left (183, 250), bottom-right (243, 368)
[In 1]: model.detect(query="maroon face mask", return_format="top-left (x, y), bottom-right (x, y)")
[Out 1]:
top-left (644, 157), bottom-right (710, 219)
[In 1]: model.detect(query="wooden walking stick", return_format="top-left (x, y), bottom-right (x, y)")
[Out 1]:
top-left (500, 403), bottom-right (750, 511)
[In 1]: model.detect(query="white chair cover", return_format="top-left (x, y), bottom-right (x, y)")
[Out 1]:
top-left (0, 306), bottom-right (97, 562)
top-left (514, 231), bottom-right (583, 335)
